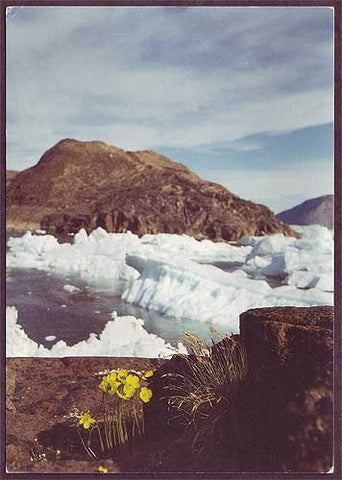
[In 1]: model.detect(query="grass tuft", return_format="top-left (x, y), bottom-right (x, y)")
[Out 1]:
top-left (160, 331), bottom-right (248, 460)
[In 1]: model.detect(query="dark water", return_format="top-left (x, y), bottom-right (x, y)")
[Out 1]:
top-left (6, 231), bottom-right (284, 350)
top-left (6, 267), bottom-right (217, 349)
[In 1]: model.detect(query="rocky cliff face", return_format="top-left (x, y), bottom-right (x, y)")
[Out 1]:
top-left (277, 195), bottom-right (333, 229)
top-left (7, 138), bottom-right (295, 241)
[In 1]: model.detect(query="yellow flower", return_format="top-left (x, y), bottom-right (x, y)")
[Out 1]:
top-left (79, 412), bottom-right (96, 429)
top-left (139, 387), bottom-right (152, 403)
top-left (108, 381), bottom-right (121, 395)
top-left (108, 372), bottom-right (117, 382)
top-left (99, 373), bottom-right (120, 395)
top-left (125, 374), bottom-right (140, 389)
top-left (116, 374), bottom-right (140, 399)
top-left (99, 375), bottom-right (111, 393)
top-left (117, 369), bottom-right (128, 383)
top-left (116, 383), bottom-right (135, 400)
top-left (142, 370), bottom-right (154, 380)
top-left (98, 465), bottom-right (108, 473)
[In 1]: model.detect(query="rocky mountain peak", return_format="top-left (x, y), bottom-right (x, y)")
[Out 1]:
top-left (7, 139), bottom-right (296, 240)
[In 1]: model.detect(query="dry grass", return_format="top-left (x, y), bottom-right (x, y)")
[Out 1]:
top-left (160, 331), bottom-right (248, 459)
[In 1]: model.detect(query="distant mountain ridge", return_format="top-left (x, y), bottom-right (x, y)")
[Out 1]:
top-left (6, 138), bottom-right (296, 240)
top-left (277, 195), bottom-right (333, 229)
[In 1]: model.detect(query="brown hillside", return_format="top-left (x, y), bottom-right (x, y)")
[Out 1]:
top-left (6, 139), bottom-right (296, 240)
top-left (6, 170), bottom-right (18, 187)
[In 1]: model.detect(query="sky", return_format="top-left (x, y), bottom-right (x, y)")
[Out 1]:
top-left (6, 6), bottom-right (334, 213)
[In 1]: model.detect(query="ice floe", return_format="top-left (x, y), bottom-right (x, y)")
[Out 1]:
top-left (7, 229), bottom-right (140, 295)
top-left (6, 225), bottom-right (334, 346)
top-left (286, 271), bottom-right (333, 292)
top-left (242, 226), bottom-right (333, 291)
top-left (140, 232), bottom-right (252, 264)
top-left (6, 306), bottom-right (185, 358)
top-left (122, 250), bottom-right (332, 331)
top-left (7, 231), bottom-right (59, 269)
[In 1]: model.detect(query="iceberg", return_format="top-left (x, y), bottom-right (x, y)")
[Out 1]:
top-left (141, 232), bottom-right (252, 264)
top-left (242, 226), bottom-right (333, 292)
top-left (6, 306), bottom-right (184, 358)
top-left (122, 252), bottom-right (332, 331)
top-left (7, 229), bottom-right (140, 295)
top-left (6, 228), bottom-right (252, 294)
top-left (7, 231), bottom-right (59, 269)
top-left (287, 271), bottom-right (333, 292)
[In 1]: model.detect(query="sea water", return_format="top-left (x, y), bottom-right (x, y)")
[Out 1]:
top-left (6, 266), bottom-right (221, 348)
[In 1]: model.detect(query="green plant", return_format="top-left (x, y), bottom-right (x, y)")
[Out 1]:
top-left (161, 331), bottom-right (247, 459)
top-left (76, 368), bottom-right (153, 459)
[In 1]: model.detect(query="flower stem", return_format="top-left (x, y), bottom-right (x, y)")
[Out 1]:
top-left (96, 425), bottom-right (105, 453)
top-left (77, 428), bottom-right (97, 459)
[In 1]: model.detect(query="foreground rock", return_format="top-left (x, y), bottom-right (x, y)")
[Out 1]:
top-left (7, 138), bottom-right (295, 241)
top-left (277, 195), bottom-right (333, 229)
top-left (6, 357), bottom-right (164, 473)
top-left (239, 306), bottom-right (333, 472)
top-left (145, 306), bottom-right (333, 472)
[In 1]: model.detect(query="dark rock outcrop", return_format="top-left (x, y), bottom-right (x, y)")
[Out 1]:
top-left (145, 306), bottom-right (333, 472)
top-left (6, 138), bottom-right (295, 241)
top-left (239, 306), bottom-right (333, 472)
top-left (277, 195), bottom-right (334, 229)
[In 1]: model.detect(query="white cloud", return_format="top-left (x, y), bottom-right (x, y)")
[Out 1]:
top-left (6, 6), bottom-right (333, 171)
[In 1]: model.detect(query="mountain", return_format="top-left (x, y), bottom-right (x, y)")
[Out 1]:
top-left (6, 139), bottom-right (296, 240)
top-left (6, 170), bottom-right (18, 187)
top-left (276, 195), bottom-right (333, 229)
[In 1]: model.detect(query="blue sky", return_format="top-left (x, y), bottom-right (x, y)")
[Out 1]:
top-left (6, 6), bottom-right (334, 212)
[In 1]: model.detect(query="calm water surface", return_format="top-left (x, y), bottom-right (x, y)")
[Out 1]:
top-left (6, 267), bottom-right (221, 348)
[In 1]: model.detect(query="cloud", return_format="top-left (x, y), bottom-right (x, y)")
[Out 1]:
top-left (6, 6), bottom-right (333, 172)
